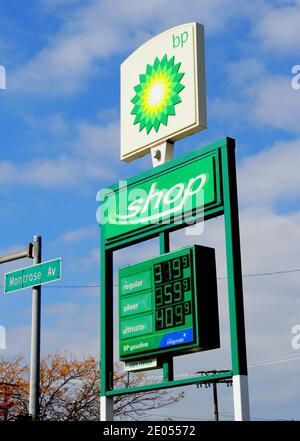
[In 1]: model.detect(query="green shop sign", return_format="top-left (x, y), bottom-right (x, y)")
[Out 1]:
top-left (99, 140), bottom-right (223, 245)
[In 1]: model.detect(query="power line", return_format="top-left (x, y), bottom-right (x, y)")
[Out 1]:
top-left (140, 412), bottom-right (213, 421)
top-left (17, 266), bottom-right (300, 289)
top-left (160, 353), bottom-right (300, 384)
top-left (219, 413), bottom-right (292, 421)
top-left (218, 267), bottom-right (300, 280)
top-left (141, 406), bottom-right (300, 421)
top-left (249, 353), bottom-right (300, 368)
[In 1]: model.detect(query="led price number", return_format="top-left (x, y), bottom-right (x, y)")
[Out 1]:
top-left (153, 255), bottom-right (192, 331)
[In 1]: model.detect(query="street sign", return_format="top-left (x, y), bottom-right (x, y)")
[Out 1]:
top-left (119, 245), bottom-right (220, 361)
top-left (4, 258), bottom-right (62, 294)
top-left (101, 140), bottom-right (223, 244)
top-left (120, 22), bottom-right (206, 161)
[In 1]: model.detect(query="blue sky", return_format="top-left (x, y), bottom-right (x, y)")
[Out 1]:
top-left (1, 0), bottom-right (300, 421)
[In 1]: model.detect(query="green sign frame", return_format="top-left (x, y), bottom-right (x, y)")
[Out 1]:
top-left (100, 137), bottom-right (248, 397)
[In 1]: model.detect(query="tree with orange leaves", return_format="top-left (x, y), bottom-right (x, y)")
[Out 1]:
top-left (0, 354), bottom-right (183, 420)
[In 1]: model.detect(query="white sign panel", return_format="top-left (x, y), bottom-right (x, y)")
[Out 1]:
top-left (124, 358), bottom-right (158, 372)
top-left (120, 22), bottom-right (206, 162)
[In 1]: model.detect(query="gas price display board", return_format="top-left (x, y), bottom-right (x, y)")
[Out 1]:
top-left (119, 245), bottom-right (220, 361)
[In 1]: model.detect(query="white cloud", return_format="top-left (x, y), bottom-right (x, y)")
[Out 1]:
top-left (0, 118), bottom-right (120, 188)
top-left (253, 2), bottom-right (300, 53)
top-left (238, 138), bottom-right (300, 205)
top-left (5, 301), bottom-right (100, 358)
top-left (39, 0), bottom-right (84, 11)
top-left (208, 5), bottom-right (300, 134)
top-left (22, 113), bottom-right (68, 136)
top-left (250, 75), bottom-right (300, 133)
top-left (74, 120), bottom-right (119, 159)
top-left (58, 225), bottom-right (97, 244)
top-left (66, 247), bottom-right (99, 273)
top-left (226, 58), bottom-right (266, 90)
top-left (10, 0), bottom-right (248, 96)
top-left (0, 156), bottom-right (82, 187)
top-left (210, 58), bottom-right (300, 134)
top-left (239, 207), bottom-right (300, 276)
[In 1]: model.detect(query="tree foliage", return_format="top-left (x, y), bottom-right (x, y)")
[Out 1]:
top-left (0, 354), bottom-right (183, 420)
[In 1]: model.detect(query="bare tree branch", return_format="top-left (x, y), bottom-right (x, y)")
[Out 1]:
top-left (0, 354), bottom-right (183, 421)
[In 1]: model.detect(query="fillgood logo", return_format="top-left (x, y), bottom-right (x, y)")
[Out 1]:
top-left (159, 328), bottom-right (193, 348)
top-left (109, 173), bottom-right (207, 225)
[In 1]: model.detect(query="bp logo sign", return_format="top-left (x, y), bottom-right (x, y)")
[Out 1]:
top-left (131, 54), bottom-right (185, 134)
top-left (121, 22), bottom-right (207, 162)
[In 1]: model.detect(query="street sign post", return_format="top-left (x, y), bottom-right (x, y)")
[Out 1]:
top-left (4, 258), bottom-right (61, 294)
top-left (29, 235), bottom-right (42, 421)
top-left (1, 236), bottom-right (62, 420)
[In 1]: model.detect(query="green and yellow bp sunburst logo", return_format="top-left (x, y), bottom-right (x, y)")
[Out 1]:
top-left (130, 54), bottom-right (185, 135)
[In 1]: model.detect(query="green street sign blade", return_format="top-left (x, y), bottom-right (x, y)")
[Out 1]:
top-left (4, 258), bottom-right (62, 294)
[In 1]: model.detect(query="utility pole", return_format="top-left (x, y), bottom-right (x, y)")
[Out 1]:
top-left (196, 370), bottom-right (232, 421)
top-left (28, 235), bottom-right (41, 420)
top-left (212, 382), bottom-right (219, 421)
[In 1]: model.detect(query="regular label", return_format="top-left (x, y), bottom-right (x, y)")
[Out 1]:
top-left (120, 270), bottom-right (151, 296)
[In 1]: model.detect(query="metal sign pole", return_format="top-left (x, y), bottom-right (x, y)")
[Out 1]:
top-left (100, 239), bottom-right (113, 421)
top-left (221, 140), bottom-right (250, 421)
top-left (155, 145), bottom-right (174, 382)
top-left (213, 382), bottom-right (219, 421)
top-left (29, 235), bottom-right (42, 420)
